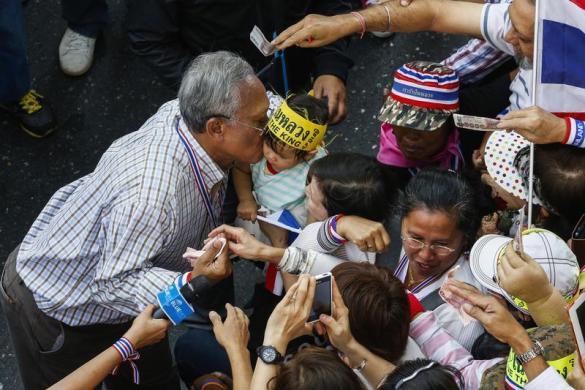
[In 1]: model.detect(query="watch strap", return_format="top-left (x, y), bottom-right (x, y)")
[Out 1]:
top-left (256, 345), bottom-right (284, 364)
top-left (516, 340), bottom-right (544, 365)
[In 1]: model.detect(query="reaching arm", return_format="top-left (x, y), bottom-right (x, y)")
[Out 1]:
top-left (209, 304), bottom-right (253, 390)
top-left (273, 0), bottom-right (484, 50)
top-left (48, 305), bottom-right (170, 389)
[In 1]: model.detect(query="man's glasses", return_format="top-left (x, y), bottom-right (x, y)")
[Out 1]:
top-left (204, 114), bottom-right (267, 135)
top-left (401, 235), bottom-right (456, 256)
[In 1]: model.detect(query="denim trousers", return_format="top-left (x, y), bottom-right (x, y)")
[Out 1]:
top-left (0, 0), bottom-right (30, 102)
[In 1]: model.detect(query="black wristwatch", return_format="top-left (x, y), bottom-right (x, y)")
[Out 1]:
top-left (256, 345), bottom-right (284, 364)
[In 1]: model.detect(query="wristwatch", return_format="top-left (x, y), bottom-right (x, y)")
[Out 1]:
top-left (516, 340), bottom-right (545, 364)
top-left (256, 345), bottom-right (284, 364)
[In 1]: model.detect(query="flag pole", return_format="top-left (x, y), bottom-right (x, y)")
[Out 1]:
top-left (528, 0), bottom-right (542, 227)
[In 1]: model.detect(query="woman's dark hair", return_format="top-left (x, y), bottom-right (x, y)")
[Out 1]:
top-left (264, 93), bottom-right (329, 159)
top-left (308, 152), bottom-right (397, 221)
top-left (380, 359), bottom-right (462, 390)
top-left (332, 262), bottom-right (409, 363)
top-left (269, 346), bottom-right (365, 390)
top-left (534, 144), bottom-right (585, 230)
top-left (394, 168), bottom-right (482, 250)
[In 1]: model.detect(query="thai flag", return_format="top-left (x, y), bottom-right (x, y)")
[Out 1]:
top-left (535, 0), bottom-right (585, 120)
top-left (260, 210), bottom-right (301, 295)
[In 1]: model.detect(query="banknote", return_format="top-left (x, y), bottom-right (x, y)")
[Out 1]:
top-left (439, 265), bottom-right (475, 327)
top-left (453, 114), bottom-right (501, 132)
top-left (250, 25), bottom-right (275, 56)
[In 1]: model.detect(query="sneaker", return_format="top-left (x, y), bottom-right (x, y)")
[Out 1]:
top-left (0, 90), bottom-right (57, 138)
top-left (59, 28), bottom-right (96, 76)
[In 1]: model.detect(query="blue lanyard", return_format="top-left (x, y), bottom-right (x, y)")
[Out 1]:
top-left (174, 117), bottom-right (220, 227)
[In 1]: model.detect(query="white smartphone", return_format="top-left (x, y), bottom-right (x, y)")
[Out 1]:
top-left (569, 292), bottom-right (585, 357)
top-left (308, 272), bottom-right (333, 323)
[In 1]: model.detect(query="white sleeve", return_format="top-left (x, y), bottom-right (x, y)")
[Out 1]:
top-left (524, 366), bottom-right (574, 390)
top-left (480, 3), bottom-right (516, 56)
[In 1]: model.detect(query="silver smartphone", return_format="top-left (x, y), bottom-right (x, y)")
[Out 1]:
top-left (308, 272), bottom-right (333, 323)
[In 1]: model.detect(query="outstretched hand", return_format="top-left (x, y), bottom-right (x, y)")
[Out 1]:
top-left (496, 106), bottom-right (566, 144)
top-left (123, 305), bottom-right (170, 350)
top-left (264, 275), bottom-right (316, 347)
top-left (210, 303), bottom-right (250, 353)
top-left (209, 224), bottom-right (267, 260)
top-left (443, 280), bottom-right (524, 344)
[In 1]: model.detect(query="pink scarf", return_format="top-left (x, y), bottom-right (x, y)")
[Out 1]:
top-left (376, 123), bottom-right (463, 170)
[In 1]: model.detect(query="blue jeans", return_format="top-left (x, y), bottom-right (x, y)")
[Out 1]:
top-left (61, 0), bottom-right (108, 38)
top-left (174, 328), bottom-right (232, 386)
top-left (0, 0), bottom-right (30, 102)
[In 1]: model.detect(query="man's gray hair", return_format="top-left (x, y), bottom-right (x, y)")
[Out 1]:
top-left (178, 51), bottom-right (255, 133)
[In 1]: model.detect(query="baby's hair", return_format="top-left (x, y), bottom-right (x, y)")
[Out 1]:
top-left (264, 93), bottom-right (329, 159)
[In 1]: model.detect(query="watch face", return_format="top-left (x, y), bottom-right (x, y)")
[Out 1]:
top-left (261, 347), bottom-right (277, 362)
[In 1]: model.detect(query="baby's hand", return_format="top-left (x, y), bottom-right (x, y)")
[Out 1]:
top-left (237, 199), bottom-right (259, 222)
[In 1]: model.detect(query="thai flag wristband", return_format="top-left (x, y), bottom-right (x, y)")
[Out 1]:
top-left (328, 214), bottom-right (348, 244)
top-left (563, 117), bottom-right (585, 148)
top-left (112, 337), bottom-right (141, 385)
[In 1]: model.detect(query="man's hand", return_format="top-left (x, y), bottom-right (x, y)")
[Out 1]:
top-left (445, 280), bottom-right (525, 344)
top-left (263, 275), bottom-right (316, 349)
top-left (209, 224), bottom-right (268, 260)
top-left (313, 75), bottom-right (347, 124)
top-left (497, 243), bottom-right (553, 306)
top-left (496, 106), bottom-right (566, 144)
top-left (237, 199), bottom-right (259, 222)
top-left (210, 303), bottom-right (250, 354)
top-left (191, 238), bottom-right (232, 282)
top-left (272, 14), bottom-right (354, 50)
top-left (337, 215), bottom-right (390, 253)
top-left (123, 305), bottom-right (171, 350)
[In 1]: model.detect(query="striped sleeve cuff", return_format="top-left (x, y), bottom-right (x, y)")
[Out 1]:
top-left (563, 117), bottom-right (585, 148)
top-left (317, 215), bottom-right (348, 252)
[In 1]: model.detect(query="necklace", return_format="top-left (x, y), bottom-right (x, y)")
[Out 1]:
top-left (406, 265), bottom-right (425, 289)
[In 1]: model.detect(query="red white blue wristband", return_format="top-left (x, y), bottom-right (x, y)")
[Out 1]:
top-left (329, 214), bottom-right (348, 244)
top-left (563, 117), bottom-right (585, 148)
top-left (112, 337), bottom-right (141, 384)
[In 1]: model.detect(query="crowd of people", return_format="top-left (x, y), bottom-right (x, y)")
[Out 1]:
top-left (2, 0), bottom-right (585, 389)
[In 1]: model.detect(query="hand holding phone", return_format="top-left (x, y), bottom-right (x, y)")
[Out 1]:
top-left (309, 272), bottom-right (333, 323)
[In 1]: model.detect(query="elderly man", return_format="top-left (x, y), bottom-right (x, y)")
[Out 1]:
top-left (0, 51), bottom-right (268, 389)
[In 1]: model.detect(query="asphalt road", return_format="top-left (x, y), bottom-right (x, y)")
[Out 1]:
top-left (0, 1), bottom-right (468, 388)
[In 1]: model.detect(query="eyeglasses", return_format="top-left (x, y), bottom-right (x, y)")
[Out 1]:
top-left (401, 235), bottom-right (456, 256)
top-left (205, 114), bottom-right (267, 135)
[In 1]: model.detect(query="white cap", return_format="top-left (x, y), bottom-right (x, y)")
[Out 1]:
top-left (484, 130), bottom-right (542, 205)
top-left (470, 229), bottom-right (579, 314)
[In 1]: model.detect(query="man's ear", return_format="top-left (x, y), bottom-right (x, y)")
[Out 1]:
top-left (205, 117), bottom-right (226, 139)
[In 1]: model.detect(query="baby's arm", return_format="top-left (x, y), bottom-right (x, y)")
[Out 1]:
top-left (233, 162), bottom-right (258, 221)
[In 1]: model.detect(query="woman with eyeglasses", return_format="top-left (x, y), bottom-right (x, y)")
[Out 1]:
top-left (386, 168), bottom-right (491, 351)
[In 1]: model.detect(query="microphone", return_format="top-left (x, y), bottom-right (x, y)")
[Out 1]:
top-left (152, 274), bottom-right (212, 324)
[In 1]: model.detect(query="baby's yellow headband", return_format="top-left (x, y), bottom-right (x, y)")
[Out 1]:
top-left (266, 91), bottom-right (328, 152)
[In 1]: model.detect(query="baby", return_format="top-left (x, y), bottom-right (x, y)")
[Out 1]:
top-left (233, 91), bottom-right (329, 247)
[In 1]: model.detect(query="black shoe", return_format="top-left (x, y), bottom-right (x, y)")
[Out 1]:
top-left (0, 89), bottom-right (57, 138)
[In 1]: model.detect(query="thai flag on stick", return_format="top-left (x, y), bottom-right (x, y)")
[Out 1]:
top-left (534, 0), bottom-right (585, 121)
top-left (527, 0), bottom-right (585, 225)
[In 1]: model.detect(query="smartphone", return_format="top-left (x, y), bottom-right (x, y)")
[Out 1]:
top-left (308, 272), bottom-right (333, 323)
top-left (571, 214), bottom-right (585, 268)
